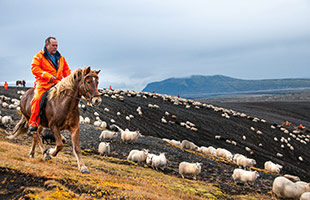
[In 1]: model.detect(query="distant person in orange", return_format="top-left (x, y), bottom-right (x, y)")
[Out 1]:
top-left (28, 37), bottom-right (71, 132)
top-left (4, 81), bottom-right (8, 90)
top-left (153, 90), bottom-right (155, 94)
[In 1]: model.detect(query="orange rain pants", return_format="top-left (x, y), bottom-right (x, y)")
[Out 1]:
top-left (29, 86), bottom-right (49, 126)
top-left (29, 49), bottom-right (71, 127)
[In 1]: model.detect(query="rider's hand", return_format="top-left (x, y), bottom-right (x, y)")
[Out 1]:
top-left (49, 76), bottom-right (57, 83)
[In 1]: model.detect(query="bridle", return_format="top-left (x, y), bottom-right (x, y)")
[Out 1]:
top-left (81, 73), bottom-right (101, 102)
top-left (63, 72), bottom-right (100, 102)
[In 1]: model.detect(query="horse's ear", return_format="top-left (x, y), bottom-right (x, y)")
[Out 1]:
top-left (95, 70), bottom-right (101, 74)
top-left (84, 66), bottom-right (91, 75)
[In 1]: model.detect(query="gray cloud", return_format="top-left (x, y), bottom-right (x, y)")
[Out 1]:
top-left (0, 0), bottom-right (309, 91)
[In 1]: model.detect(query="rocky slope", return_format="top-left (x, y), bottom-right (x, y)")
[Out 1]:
top-left (1, 86), bottom-right (310, 199)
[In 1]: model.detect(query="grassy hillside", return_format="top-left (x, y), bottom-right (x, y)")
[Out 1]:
top-left (0, 129), bottom-right (271, 200)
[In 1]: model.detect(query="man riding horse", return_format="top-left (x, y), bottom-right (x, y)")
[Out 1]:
top-left (29, 37), bottom-right (71, 132)
top-left (8, 37), bottom-right (102, 173)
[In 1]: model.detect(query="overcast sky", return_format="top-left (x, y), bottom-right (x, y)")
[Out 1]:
top-left (0, 0), bottom-right (309, 91)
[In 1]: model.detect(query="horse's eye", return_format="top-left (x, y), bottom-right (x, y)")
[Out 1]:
top-left (86, 81), bottom-right (91, 84)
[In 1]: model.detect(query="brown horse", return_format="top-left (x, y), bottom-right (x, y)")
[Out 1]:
top-left (16, 80), bottom-right (26, 87)
top-left (7, 67), bottom-right (101, 173)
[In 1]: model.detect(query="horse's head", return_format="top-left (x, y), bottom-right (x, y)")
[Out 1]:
top-left (78, 66), bottom-right (102, 106)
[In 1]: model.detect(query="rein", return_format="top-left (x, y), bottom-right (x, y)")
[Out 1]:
top-left (58, 71), bottom-right (100, 102)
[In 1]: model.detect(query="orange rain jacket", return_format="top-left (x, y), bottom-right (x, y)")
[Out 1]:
top-left (29, 48), bottom-right (71, 127)
top-left (31, 49), bottom-right (71, 89)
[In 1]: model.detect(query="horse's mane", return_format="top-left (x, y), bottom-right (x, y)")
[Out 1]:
top-left (48, 69), bottom-right (82, 100)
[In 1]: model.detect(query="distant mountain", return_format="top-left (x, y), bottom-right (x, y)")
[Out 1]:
top-left (142, 75), bottom-right (310, 98)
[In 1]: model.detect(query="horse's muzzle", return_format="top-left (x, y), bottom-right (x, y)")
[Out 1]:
top-left (91, 96), bottom-right (102, 107)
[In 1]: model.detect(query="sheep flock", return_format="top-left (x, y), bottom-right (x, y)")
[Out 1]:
top-left (1, 86), bottom-right (310, 199)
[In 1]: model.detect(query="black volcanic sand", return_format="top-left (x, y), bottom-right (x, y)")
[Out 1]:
top-left (1, 86), bottom-right (310, 197)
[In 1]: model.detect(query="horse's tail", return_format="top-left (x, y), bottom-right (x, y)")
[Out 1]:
top-left (6, 115), bottom-right (28, 139)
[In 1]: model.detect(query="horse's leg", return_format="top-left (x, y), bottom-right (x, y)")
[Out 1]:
top-left (29, 132), bottom-right (38, 158)
top-left (46, 126), bottom-right (64, 157)
top-left (71, 126), bottom-right (89, 173)
top-left (29, 127), bottom-right (47, 159)
top-left (35, 127), bottom-right (51, 160)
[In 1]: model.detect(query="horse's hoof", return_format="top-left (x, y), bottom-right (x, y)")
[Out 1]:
top-left (44, 154), bottom-right (52, 161)
top-left (29, 155), bottom-right (34, 158)
top-left (81, 168), bottom-right (90, 174)
top-left (43, 148), bottom-right (52, 161)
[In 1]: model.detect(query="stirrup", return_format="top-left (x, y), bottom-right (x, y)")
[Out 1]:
top-left (29, 126), bottom-right (38, 132)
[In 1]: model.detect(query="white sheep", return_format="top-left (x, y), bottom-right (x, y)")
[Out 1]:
top-left (127, 149), bottom-right (148, 164)
top-left (216, 148), bottom-right (233, 161)
top-left (276, 153), bottom-right (283, 158)
top-left (180, 122), bottom-right (186, 127)
top-left (190, 127), bottom-right (198, 132)
top-left (237, 157), bottom-right (256, 169)
top-left (215, 135), bottom-right (221, 140)
top-left (121, 129), bottom-right (140, 143)
top-left (98, 142), bottom-right (110, 156)
top-left (162, 138), bottom-right (170, 143)
top-left (94, 121), bottom-right (101, 127)
top-left (169, 139), bottom-right (181, 146)
top-left (99, 130), bottom-right (118, 142)
top-left (264, 161), bottom-right (282, 173)
top-left (245, 147), bottom-right (253, 154)
top-left (79, 116), bottom-right (84, 124)
top-left (232, 168), bottom-right (259, 184)
top-left (1, 116), bottom-right (13, 124)
top-left (2, 102), bottom-right (9, 108)
top-left (233, 154), bottom-right (245, 164)
top-left (186, 121), bottom-right (195, 127)
top-left (84, 117), bottom-right (90, 124)
top-left (146, 153), bottom-right (156, 165)
top-left (161, 117), bottom-right (167, 124)
top-left (151, 153), bottom-right (167, 170)
top-left (179, 162), bottom-right (202, 180)
top-left (199, 146), bottom-right (216, 156)
top-left (300, 192), bottom-right (310, 200)
top-left (100, 121), bottom-right (107, 129)
top-left (272, 176), bottom-right (310, 199)
top-left (181, 140), bottom-right (198, 151)
top-left (153, 104), bottom-right (160, 109)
